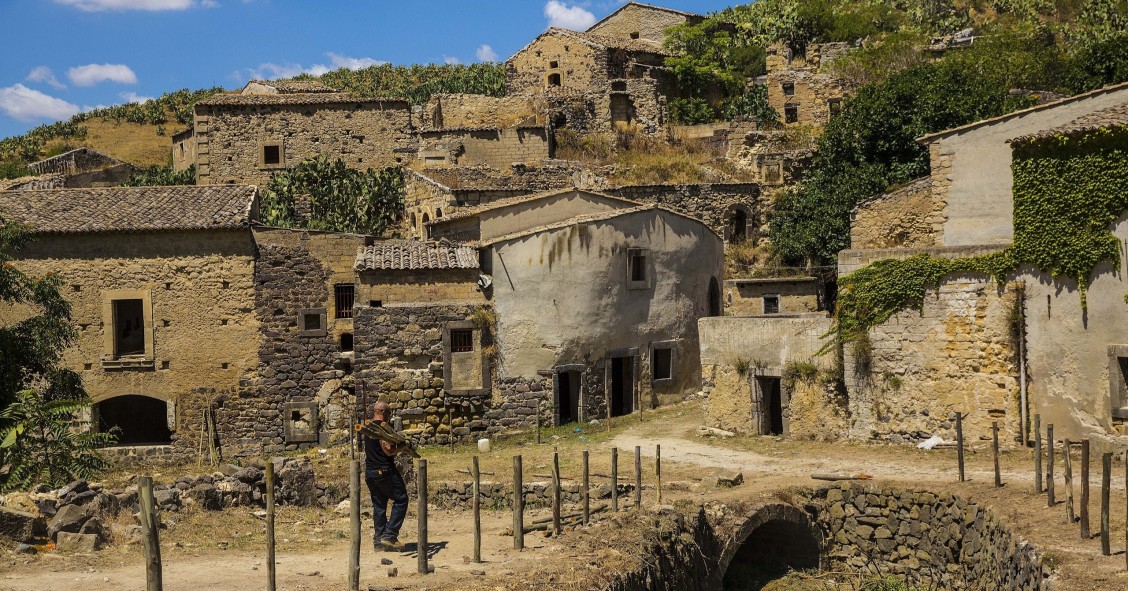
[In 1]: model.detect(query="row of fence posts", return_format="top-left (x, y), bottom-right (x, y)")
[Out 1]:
top-left (953, 412), bottom-right (1128, 571)
top-left (134, 444), bottom-right (664, 591)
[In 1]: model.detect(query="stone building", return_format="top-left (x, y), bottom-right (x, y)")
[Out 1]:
top-left (240, 79), bottom-right (336, 95)
top-left (766, 42), bottom-right (853, 126)
top-left (724, 277), bottom-right (821, 316)
top-left (29, 147), bottom-right (136, 188)
top-left (191, 92), bottom-right (414, 186)
top-left (586, 2), bottom-right (703, 46)
top-left (605, 182), bottom-right (763, 243)
top-left (506, 28), bottom-right (670, 133)
top-left (171, 128), bottom-right (195, 172)
top-left (415, 126), bottom-right (551, 168)
top-left (837, 83), bottom-right (1128, 445)
top-left (421, 94), bottom-right (543, 130)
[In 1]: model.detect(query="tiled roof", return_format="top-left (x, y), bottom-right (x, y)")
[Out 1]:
top-left (0, 185), bottom-right (257, 234)
top-left (507, 27), bottom-right (669, 63)
top-left (587, 2), bottom-right (701, 32)
top-left (480, 203), bottom-right (720, 246)
top-left (428, 188), bottom-right (640, 224)
top-left (354, 240), bottom-right (479, 271)
top-left (1010, 103), bottom-right (1128, 143)
top-left (245, 79), bottom-right (336, 94)
top-left (197, 93), bottom-right (409, 107)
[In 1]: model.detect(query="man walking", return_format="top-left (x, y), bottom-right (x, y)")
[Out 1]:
top-left (364, 401), bottom-right (410, 551)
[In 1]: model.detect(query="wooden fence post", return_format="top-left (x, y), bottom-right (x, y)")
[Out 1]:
top-left (1123, 452), bottom-right (1127, 572)
top-left (656, 444), bottom-right (662, 504)
top-left (956, 412), bottom-right (965, 482)
top-left (266, 460), bottom-right (276, 591)
top-left (1034, 414), bottom-right (1042, 493)
top-left (1064, 439), bottom-right (1075, 523)
top-left (1047, 424), bottom-right (1055, 506)
top-left (1081, 439), bottom-right (1091, 539)
top-left (582, 450), bottom-right (590, 525)
top-left (418, 459), bottom-right (429, 574)
top-left (992, 421), bottom-right (1001, 488)
top-left (513, 455), bottom-right (524, 550)
top-left (348, 460), bottom-right (360, 591)
top-left (535, 402), bottom-right (542, 445)
top-left (137, 476), bottom-right (163, 591)
top-left (1101, 452), bottom-right (1111, 556)
top-left (634, 446), bottom-right (642, 510)
top-left (472, 456), bottom-right (481, 564)
top-left (551, 451), bottom-right (561, 536)
top-left (611, 447), bottom-right (619, 512)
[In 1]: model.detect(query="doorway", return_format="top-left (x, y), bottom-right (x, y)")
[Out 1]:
top-left (556, 370), bottom-right (581, 424)
top-left (96, 395), bottom-right (172, 445)
top-left (757, 377), bottom-right (784, 435)
top-left (609, 356), bottom-right (635, 417)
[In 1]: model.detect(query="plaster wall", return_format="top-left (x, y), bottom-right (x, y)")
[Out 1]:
top-left (489, 209), bottom-right (724, 407)
top-left (931, 86), bottom-right (1128, 246)
top-left (172, 129), bottom-right (195, 172)
top-left (469, 190), bottom-right (636, 242)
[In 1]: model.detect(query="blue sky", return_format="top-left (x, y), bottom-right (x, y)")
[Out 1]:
top-left (0, 0), bottom-right (735, 140)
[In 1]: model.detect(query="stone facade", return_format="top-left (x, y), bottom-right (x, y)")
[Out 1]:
top-left (586, 2), bottom-right (701, 46)
top-left (766, 42), bottom-right (854, 127)
top-left (723, 277), bottom-right (821, 316)
top-left (421, 94), bottom-right (543, 130)
top-left (192, 94), bottom-right (414, 186)
top-left (851, 177), bottom-right (941, 249)
top-left (172, 128), bottom-right (195, 172)
top-left (605, 182), bottom-right (762, 242)
top-left (416, 126), bottom-right (551, 168)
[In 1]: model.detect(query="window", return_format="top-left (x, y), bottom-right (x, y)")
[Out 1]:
top-left (549, 60), bottom-right (559, 68)
top-left (339, 332), bottom-right (354, 353)
top-left (113, 299), bottom-right (145, 357)
top-left (764, 162), bottom-right (783, 184)
top-left (828, 98), bottom-right (842, 118)
top-left (763, 294), bottom-right (781, 315)
top-left (450, 329), bottom-right (474, 353)
top-left (334, 284), bottom-right (355, 319)
top-left (781, 82), bottom-right (795, 96)
top-left (260, 141), bottom-right (284, 168)
top-left (547, 73), bottom-right (562, 87)
top-left (304, 313), bottom-right (322, 331)
top-left (1108, 345), bottom-right (1128, 418)
top-left (652, 346), bottom-right (673, 383)
top-left (299, 308), bottom-right (327, 337)
top-left (784, 105), bottom-right (799, 124)
top-left (629, 32), bottom-right (640, 39)
top-left (627, 248), bottom-right (650, 289)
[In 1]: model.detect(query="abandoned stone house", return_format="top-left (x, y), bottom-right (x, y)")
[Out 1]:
top-left (723, 277), bottom-right (821, 316)
top-left (766, 42), bottom-right (854, 127)
top-left (837, 82), bottom-right (1128, 445)
top-left (585, 2), bottom-right (702, 46)
top-left (29, 147), bottom-right (136, 188)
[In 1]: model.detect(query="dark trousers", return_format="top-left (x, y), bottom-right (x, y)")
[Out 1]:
top-left (365, 469), bottom-right (408, 542)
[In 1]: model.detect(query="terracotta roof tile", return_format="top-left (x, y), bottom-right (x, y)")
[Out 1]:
top-left (0, 185), bottom-right (257, 234)
top-left (354, 240), bottom-right (479, 271)
top-left (1010, 103), bottom-right (1128, 143)
top-left (197, 93), bottom-right (409, 107)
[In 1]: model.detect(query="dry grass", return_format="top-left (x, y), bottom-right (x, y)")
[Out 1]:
top-left (42, 117), bottom-right (177, 169)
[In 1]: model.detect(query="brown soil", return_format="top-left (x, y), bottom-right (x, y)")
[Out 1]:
top-left (3, 402), bottom-right (1126, 590)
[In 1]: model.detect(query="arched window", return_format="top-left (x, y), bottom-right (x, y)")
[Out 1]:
top-left (421, 213), bottom-right (431, 239)
top-left (435, 208), bottom-right (443, 219)
top-left (725, 205), bottom-right (753, 244)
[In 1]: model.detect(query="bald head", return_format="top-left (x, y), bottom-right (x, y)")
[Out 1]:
top-left (374, 401), bottom-right (391, 420)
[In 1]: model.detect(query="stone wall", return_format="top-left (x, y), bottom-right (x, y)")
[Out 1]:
top-left (766, 42), bottom-right (853, 127)
top-left (422, 94), bottom-right (543, 129)
top-left (805, 484), bottom-right (1046, 591)
top-left (605, 182), bottom-right (761, 239)
top-left (845, 278), bottom-right (1021, 445)
top-left (172, 128), bottom-right (195, 172)
top-left (416, 127), bottom-right (551, 168)
top-left (358, 268), bottom-right (483, 307)
top-left (587, 4), bottom-right (698, 45)
top-left (851, 177), bottom-right (942, 249)
top-left (429, 480), bottom-right (634, 510)
top-left (506, 32), bottom-right (609, 95)
top-left (194, 99), bottom-right (414, 186)
top-left (724, 278), bottom-right (821, 316)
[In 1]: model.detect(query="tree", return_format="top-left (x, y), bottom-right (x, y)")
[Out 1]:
top-left (259, 157), bottom-right (404, 236)
top-left (0, 219), bottom-right (113, 490)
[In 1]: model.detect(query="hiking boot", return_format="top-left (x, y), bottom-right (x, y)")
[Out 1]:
top-left (378, 538), bottom-right (402, 552)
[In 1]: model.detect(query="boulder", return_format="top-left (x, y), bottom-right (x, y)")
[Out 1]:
top-left (189, 484), bottom-right (223, 511)
top-left (47, 503), bottom-right (89, 541)
top-left (277, 459), bottom-right (318, 506)
top-left (79, 516), bottom-right (107, 544)
top-left (0, 506), bottom-right (47, 543)
top-left (56, 480), bottom-right (88, 499)
top-left (234, 466), bottom-right (263, 484)
top-left (56, 531), bottom-right (99, 553)
top-left (217, 464), bottom-right (242, 477)
top-left (154, 488), bottom-right (181, 512)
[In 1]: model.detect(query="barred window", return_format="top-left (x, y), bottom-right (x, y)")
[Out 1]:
top-left (334, 284), bottom-right (354, 319)
top-left (450, 329), bottom-right (474, 353)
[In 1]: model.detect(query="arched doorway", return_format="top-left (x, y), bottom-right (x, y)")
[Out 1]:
top-left (722, 504), bottom-right (822, 590)
top-left (95, 395), bottom-right (172, 446)
top-left (421, 212), bottom-right (430, 239)
top-left (727, 207), bottom-right (749, 243)
top-left (709, 277), bottom-right (722, 317)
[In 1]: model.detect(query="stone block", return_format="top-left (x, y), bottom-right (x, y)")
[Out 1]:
top-left (0, 506), bottom-right (47, 543)
top-left (56, 531), bottom-right (99, 553)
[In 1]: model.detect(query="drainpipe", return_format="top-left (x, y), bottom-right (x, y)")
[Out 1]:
top-left (1018, 285), bottom-right (1029, 447)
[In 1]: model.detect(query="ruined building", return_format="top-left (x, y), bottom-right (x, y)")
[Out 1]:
top-left (766, 42), bottom-right (854, 127)
top-left (586, 2), bottom-right (703, 46)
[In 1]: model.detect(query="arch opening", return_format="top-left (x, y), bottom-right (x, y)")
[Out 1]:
top-left (723, 517), bottom-right (821, 590)
top-left (708, 277), bottom-right (722, 317)
top-left (96, 395), bottom-right (172, 446)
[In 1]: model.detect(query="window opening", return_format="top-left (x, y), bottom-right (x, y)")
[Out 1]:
top-left (548, 73), bottom-right (562, 87)
top-left (113, 299), bottom-right (145, 357)
top-left (549, 60), bottom-right (559, 68)
top-left (303, 313), bottom-right (322, 331)
top-left (652, 348), bottom-right (672, 381)
top-left (784, 105), bottom-right (799, 124)
top-left (781, 82), bottom-right (795, 97)
top-left (334, 284), bottom-right (355, 319)
top-left (729, 208), bottom-right (748, 242)
top-left (763, 294), bottom-right (781, 315)
top-left (629, 32), bottom-right (640, 39)
top-left (340, 332), bottom-right (354, 352)
top-left (450, 328), bottom-right (474, 353)
top-left (263, 144), bottom-right (281, 165)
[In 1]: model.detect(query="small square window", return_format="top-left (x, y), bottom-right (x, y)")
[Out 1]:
top-left (549, 60), bottom-right (559, 68)
top-left (828, 98), bottom-right (842, 118)
top-left (450, 329), bottom-right (474, 353)
top-left (781, 82), bottom-right (795, 97)
top-left (629, 32), bottom-right (640, 39)
top-left (298, 308), bottom-right (327, 337)
top-left (763, 294), bottom-right (781, 315)
top-left (263, 144), bottom-right (280, 165)
top-left (784, 105), bottom-right (799, 124)
top-left (303, 313), bottom-right (322, 331)
top-left (652, 348), bottom-right (672, 381)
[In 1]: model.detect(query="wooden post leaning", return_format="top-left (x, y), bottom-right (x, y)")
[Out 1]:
top-left (1034, 414), bottom-right (1043, 493)
top-left (656, 444), bottom-right (662, 504)
top-left (137, 476), bottom-right (163, 591)
top-left (513, 455), bottom-right (524, 550)
top-left (472, 456), bottom-right (481, 564)
top-left (1047, 424), bottom-right (1055, 506)
top-left (348, 460), bottom-right (360, 591)
top-left (634, 446), bottom-right (642, 510)
top-left (611, 447), bottom-right (619, 512)
top-left (551, 451), bottom-right (562, 536)
top-left (582, 450), bottom-right (590, 525)
top-left (266, 460), bottom-right (276, 591)
top-left (417, 458), bottom-right (429, 574)
top-left (992, 422), bottom-right (1001, 488)
top-left (1081, 439), bottom-right (1091, 539)
top-left (1063, 439), bottom-right (1075, 523)
top-left (1101, 452), bottom-right (1111, 556)
top-left (956, 412), bottom-right (965, 482)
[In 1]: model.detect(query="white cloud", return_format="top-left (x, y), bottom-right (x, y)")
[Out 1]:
top-left (0, 84), bottom-right (81, 122)
top-left (67, 64), bottom-right (138, 87)
top-left (443, 56), bottom-right (462, 65)
top-left (120, 91), bottom-right (154, 104)
top-left (475, 44), bottom-right (498, 62)
top-left (54, 0), bottom-right (197, 11)
top-left (236, 53), bottom-right (387, 82)
top-left (26, 66), bottom-right (65, 90)
top-left (544, 1), bottom-right (596, 30)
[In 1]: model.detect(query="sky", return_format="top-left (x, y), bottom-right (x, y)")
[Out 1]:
top-left (0, 0), bottom-right (736, 140)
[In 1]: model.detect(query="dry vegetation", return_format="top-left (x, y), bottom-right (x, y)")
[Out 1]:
top-left (42, 116), bottom-right (180, 169)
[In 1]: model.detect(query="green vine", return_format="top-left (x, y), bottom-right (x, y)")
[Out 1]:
top-left (827, 125), bottom-right (1128, 350)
